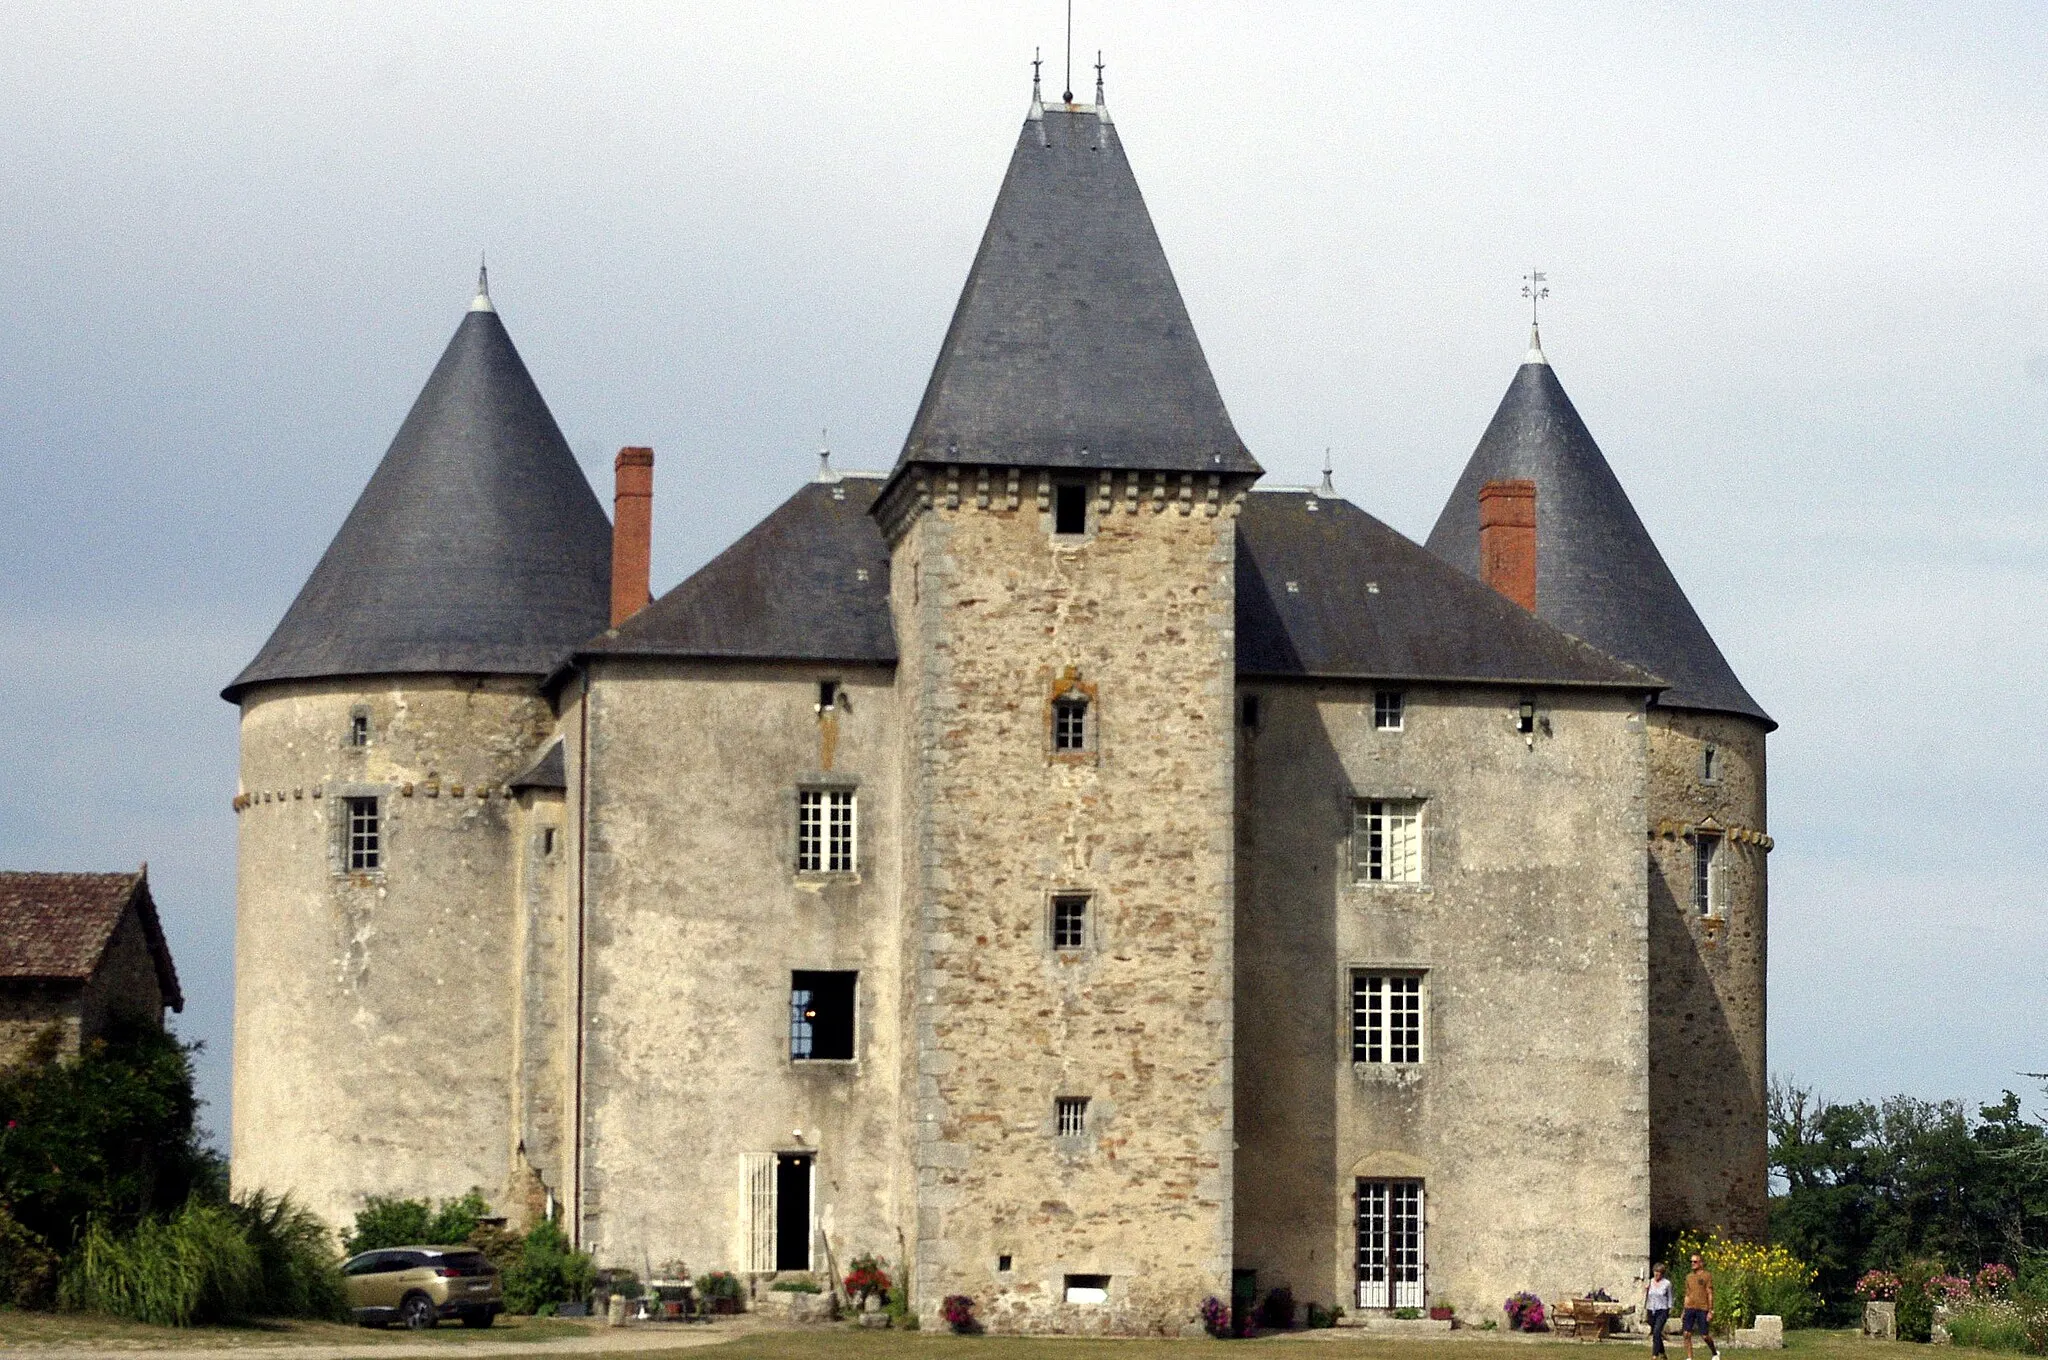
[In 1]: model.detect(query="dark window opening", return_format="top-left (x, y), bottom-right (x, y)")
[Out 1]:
top-left (541, 827), bottom-right (556, 858)
top-left (1517, 696), bottom-right (1536, 734)
top-left (1053, 895), bottom-right (1088, 950)
top-left (1056, 1096), bottom-right (1089, 1136)
top-left (790, 970), bottom-right (856, 1060)
top-left (1702, 745), bottom-right (1719, 782)
top-left (998, 1254), bottom-right (1013, 1272)
top-left (1374, 690), bottom-right (1404, 730)
top-left (1054, 483), bottom-right (1088, 535)
top-left (348, 712), bottom-right (370, 747)
top-left (344, 796), bottom-right (380, 871)
top-left (1053, 697), bottom-right (1088, 752)
top-left (1241, 694), bottom-right (1260, 730)
top-left (775, 1153), bottom-right (813, 1272)
top-left (818, 680), bottom-right (839, 712)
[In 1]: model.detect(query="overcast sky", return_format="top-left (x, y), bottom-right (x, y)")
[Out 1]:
top-left (3, 2), bottom-right (2044, 1147)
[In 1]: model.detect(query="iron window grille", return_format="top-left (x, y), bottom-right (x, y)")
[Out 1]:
top-left (797, 789), bottom-right (856, 873)
top-left (344, 797), bottom-right (381, 871)
top-left (1056, 1096), bottom-right (1089, 1137)
top-left (1053, 698), bottom-right (1088, 753)
top-left (1351, 971), bottom-right (1423, 1065)
top-left (1052, 895), bottom-right (1088, 950)
top-left (1353, 799), bottom-right (1423, 883)
top-left (1373, 691), bottom-right (1404, 731)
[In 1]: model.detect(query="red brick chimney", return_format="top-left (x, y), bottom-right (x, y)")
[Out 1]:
top-left (611, 447), bottom-right (654, 627)
top-left (1478, 479), bottom-right (1537, 611)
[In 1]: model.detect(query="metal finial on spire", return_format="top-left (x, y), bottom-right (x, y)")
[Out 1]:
top-left (1095, 50), bottom-right (1105, 103)
top-left (1319, 448), bottom-right (1335, 497)
top-left (470, 255), bottom-right (494, 313)
top-left (1062, 0), bottom-right (1074, 102)
top-left (1032, 47), bottom-right (1043, 102)
top-left (817, 427), bottom-right (837, 482)
top-left (1521, 268), bottom-right (1550, 364)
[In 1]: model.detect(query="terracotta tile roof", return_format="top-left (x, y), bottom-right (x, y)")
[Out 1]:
top-left (0, 870), bottom-right (183, 1011)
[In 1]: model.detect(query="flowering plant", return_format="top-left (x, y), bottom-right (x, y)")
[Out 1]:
top-left (941, 1294), bottom-right (979, 1334)
top-left (1856, 1270), bottom-right (1901, 1302)
top-left (1675, 1232), bottom-right (1819, 1331)
top-left (1975, 1264), bottom-right (2016, 1297)
top-left (1505, 1292), bottom-right (1547, 1331)
top-left (1929, 1274), bottom-right (1975, 1303)
top-left (843, 1255), bottom-right (892, 1304)
top-left (1200, 1295), bottom-right (1231, 1338)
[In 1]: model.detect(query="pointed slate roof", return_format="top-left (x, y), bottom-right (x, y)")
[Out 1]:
top-left (893, 97), bottom-right (1259, 478)
top-left (225, 291), bottom-right (612, 702)
top-left (1423, 345), bottom-right (1771, 725)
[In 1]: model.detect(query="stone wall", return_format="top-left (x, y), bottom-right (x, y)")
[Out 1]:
top-left (886, 470), bottom-right (1241, 1335)
top-left (0, 986), bottom-right (79, 1063)
top-left (77, 903), bottom-right (168, 1040)
top-left (1233, 680), bottom-right (1651, 1319)
top-left (511, 784), bottom-right (571, 1227)
top-left (1646, 709), bottom-right (1769, 1240)
top-left (571, 661), bottom-right (903, 1276)
top-left (231, 676), bottom-right (554, 1232)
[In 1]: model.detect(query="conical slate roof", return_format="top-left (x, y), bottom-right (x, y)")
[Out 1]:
top-left (893, 94), bottom-right (1259, 477)
top-left (1424, 341), bottom-right (1771, 725)
top-left (224, 290), bottom-right (611, 702)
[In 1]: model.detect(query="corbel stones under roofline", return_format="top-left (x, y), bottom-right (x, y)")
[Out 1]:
top-left (872, 464), bottom-right (1253, 545)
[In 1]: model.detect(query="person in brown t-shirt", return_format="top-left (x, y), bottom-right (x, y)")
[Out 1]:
top-left (1681, 1254), bottom-right (1719, 1359)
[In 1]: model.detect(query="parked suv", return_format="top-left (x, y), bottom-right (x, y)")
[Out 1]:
top-left (342, 1246), bottom-right (503, 1328)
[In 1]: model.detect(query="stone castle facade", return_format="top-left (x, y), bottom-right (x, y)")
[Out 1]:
top-left (227, 80), bottom-right (1771, 1333)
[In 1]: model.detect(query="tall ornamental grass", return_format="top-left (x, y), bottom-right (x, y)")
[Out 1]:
top-left (59, 1203), bottom-right (260, 1326)
top-left (1675, 1232), bottom-right (1819, 1332)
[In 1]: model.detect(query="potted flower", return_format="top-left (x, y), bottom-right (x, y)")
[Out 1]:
top-left (942, 1294), bottom-right (980, 1334)
top-left (1504, 1292), bottom-right (1547, 1332)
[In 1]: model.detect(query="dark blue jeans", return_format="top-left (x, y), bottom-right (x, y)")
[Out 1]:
top-left (1649, 1308), bottom-right (1670, 1354)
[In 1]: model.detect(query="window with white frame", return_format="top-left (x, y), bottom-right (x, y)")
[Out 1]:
top-left (1353, 799), bottom-right (1423, 883)
top-left (1351, 971), bottom-right (1423, 1065)
top-left (797, 788), bottom-right (856, 873)
top-left (1692, 832), bottom-right (1723, 917)
top-left (1056, 1096), bottom-right (1089, 1137)
top-left (1374, 690), bottom-right (1404, 731)
top-left (343, 796), bottom-right (381, 871)
top-left (1357, 1179), bottom-right (1425, 1309)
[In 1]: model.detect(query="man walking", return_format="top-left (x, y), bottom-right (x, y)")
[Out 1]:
top-left (1644, 1263), bottom-right (1674, 1355)
top-left (1682, 1253), bottom-right (1719, 1359)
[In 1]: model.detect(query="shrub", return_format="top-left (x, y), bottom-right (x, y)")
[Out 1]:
top-left (0, 1200), bottom-right (59, 1308)
top-left (1946, 1297), bottom-right (2048, 1354)
top-left (1257, 1285), bottom-right (1296, 1329)
top-left (700, 1269), bottom-right (743, 1302)
top-left (1858, 1269), bottom-right (1901, 1301)
top-left (844, 1253), bottom-right (891, 1305)
top-left (1897, 1260), bottom-right (1940, 1343)
top-left (1200, 1295), bottom-right (1230, 1337)
top-left (885, 1278), bottom-right (917, 1329)
top-left (342, 1189), bottom-right (491, 1255)
top-left (228, 1191), bottom-right (345, 1321)
top-left (1676, 1232), bottom-right (1818, 1331)
top-left (501, 1218), bottom-right (595, 1315)
top-left (1393, 1305), bottom-right (1421, 1319)
top-left (942, 1293), bottom-right (979, 1334)
top-left (1304, 1302), bottom-right (1341, 1328)
top-left (466, 1220), bottom-right (525, 1274)
top-left (770, 1274), bottom-right (821, 1293)
top-left (58, 1202), bottom-right (260, 1326)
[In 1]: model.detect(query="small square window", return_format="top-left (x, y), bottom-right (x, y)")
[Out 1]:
top-left (790, 970), bottom-right (856, 1060)
top-left (1351, 971), bottom-right (1424, 1064)
top-left (1052, 895), bottom-right (1088, 950)
top-left (998, 1254), bottom-right (1013, 1273)
top-left (1053, 697), bottom-right (1089, 753)
top-left (1692, 833), bottom-right (1723, 917)
top-left (798, 788), bottom-right (856, 873)
top-left (347, 711), bottom-right (370, 747)
top-left (344, 796), bottom-right (381, 871)
top-left (1352, 799), bottom-right (1423, 883)
top-left (1054, 483), bottom-right (1088, 535)
top-left (1374, 691), bottom-right (1404, 731)
top-left (1056, 1096), bottom-right (1089, 1137)
top-left (1064, 1274), bottom-right (1110, 1304)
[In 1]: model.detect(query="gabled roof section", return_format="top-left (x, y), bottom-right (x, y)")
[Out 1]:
top-left (1423, 352), bottom-right (1772, 725)
top-left (1238, 489), bottom-right (1659, 690)
top-left (581, 476), bottom-right (897, 665)
top-left (224, 295), bottom-right (612, 702)
top-left (893, 97), bottom-right (1259, 478)
top-left (0, 870), bottom-right (182, 1012)
top-left (510, 740), bottom-right (566, 792)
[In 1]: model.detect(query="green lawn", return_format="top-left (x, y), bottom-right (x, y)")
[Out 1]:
top-left (0, 1310), bottom-right (601, 1349)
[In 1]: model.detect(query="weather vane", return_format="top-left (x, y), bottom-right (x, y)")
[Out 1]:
top-left (1522, 269), bottom-right (1548, 327)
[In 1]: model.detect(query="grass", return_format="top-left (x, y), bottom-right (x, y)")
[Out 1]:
top-left (0, 1310), bottom-right (603, 1349)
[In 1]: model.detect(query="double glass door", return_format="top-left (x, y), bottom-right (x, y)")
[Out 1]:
top-left (1356, 1179), bottom-right (1424, 1309)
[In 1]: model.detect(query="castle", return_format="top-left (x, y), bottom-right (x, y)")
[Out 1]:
top-left (226, 74), bottom-right (1770, 1334)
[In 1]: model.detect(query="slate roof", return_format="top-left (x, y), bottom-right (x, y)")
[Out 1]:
top-left (510, 740), bottom-right (566, 792)
top-left (1238, 489), bottom-right (1658, 689)
top-left (893, 99), bottom-right (1259, 479)
top-left (225, 297), bottom-right (612, 703)
top-left (1423, 349), bottom-right (1772, 725)
top-left (0, 870), bottom-right (183, 1011)
top-left (579, 476), bottom-right (896, 665)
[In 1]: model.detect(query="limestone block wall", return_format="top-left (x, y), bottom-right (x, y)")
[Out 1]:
top-left (511, 786), bottom-right (571, 1227)
top-left (1646, 709), bottom-right (1769, 1240)
top-left (231, 677), bottom-right (554, 1232)
top-left (887, 472), bottom-right (1240, 1335)
top-left (77, 904), bottom-right (168, 1038)
top-left (572, 662), bottom-right (902, 1275)
top-left (1233, 682), bottom-right (1651, 1319)
top-left (0, 987), bottom-right (83, 1061)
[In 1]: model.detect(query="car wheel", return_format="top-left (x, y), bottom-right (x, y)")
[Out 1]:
top-left (460, 1310), bottom-right (494, 1329)
top-left (401, 1294), bottom-right (438, 1330)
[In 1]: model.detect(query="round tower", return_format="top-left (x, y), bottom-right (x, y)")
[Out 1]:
top-left (223, 274), bottom-right (610, 1233)
top-left (1426, 328), bottom-right (1774, 1242)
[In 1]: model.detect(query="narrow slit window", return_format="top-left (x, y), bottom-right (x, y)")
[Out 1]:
top-left (1352, 799), bottom-right (1423, 883)
top-left (347, 711), bottom-right (369, 747)
top-left (541, 827), bottom-right (556, 858)
top-left (1053, 697), bottom-right (1089, 753)
top-left (1373, 690), bottom-right (1404, 731)
top-left (789, 970), bottom-right (856, 1060)
top-left (1351, 971), bottom-right (1423, 1065)
top-left (818, 680), bottom-right (839, 712)
top-left (344, 797), bottom-right (381, 871)
top-left (1056, 1096), bottom-right (1089, 1137)
top-left (1052, 895), bottom-right (1088, 950)
top-left (1241, 693), bottom-right (1261, 731)
top-left (1693, 833), bottom-right (1722, 917)
top-left (797, 789), bottom-right (857, 873)
top-left (1054, 483), bottom-right (1088, 535)
top-left (1702, 745), bottom-right (1719, 782)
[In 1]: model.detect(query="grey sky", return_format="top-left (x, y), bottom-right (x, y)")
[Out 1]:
top-left (3, 1), bottom-right (2044, 1143)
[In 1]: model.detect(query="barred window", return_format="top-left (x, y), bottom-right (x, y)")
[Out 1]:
top-left (1353, 799), bottom-right (1422, 883)
top-left (1052, 895), bottom-right (1088, 950)
top-left (344, 797), bottom-right (380, 871)
top-left (1352, 971), bottom-right (1423, 1065)
top-left (1053, 697), bottom-right (1088, 752)
top-left (1374, 690), bottom-right (1404, 730)
top-left (1056, 1096), bottom-right (1088, 1137)
top-left (797, 789), bottom-right (856, 873)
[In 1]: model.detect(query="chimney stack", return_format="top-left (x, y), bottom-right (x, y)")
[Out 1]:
top-left (1478, 479), bottom-right (1537, 611)
top-left (611, 447), bottom-right (654, 627)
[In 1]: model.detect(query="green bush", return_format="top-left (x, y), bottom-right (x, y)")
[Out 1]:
top-left (501, 1218), bottom-right (595, 1315)
top-left (1896, 1260), bottom-right (1939, 1343)
top-left (0, 1200), bottom-right (59, 1308)
top-left (58, 1202), bottom-right (260, 1326)
top-left (1946, 1299), bottom-right (2048, 1354)
top-left (342, 1190), bottom-right (491, 1255)
top-left (229, 1192), bottom-right (345, 1321)
top-left (1675, 1232), bottom-right (1819, 1332)
top-left (770, 1274), bottom-right (821, 1293)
